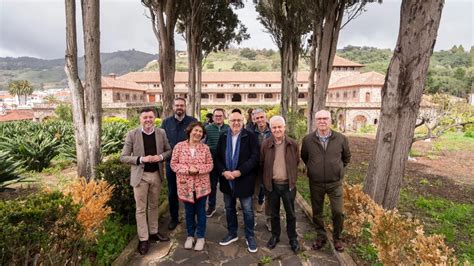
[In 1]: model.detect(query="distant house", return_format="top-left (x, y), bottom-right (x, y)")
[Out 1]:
top-left (0, 109), bottom-right (34, 122)
top-left (101, 74), bottom-right (147, 103)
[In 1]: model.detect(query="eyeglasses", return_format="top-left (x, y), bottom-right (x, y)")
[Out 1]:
top-left (230, 119), bottom-right (242, 123)
top-left (316, 117), bottom-right (330, 121)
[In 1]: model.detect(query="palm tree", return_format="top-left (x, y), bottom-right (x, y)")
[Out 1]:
top-left (8, 80), bottom-right (34, 106)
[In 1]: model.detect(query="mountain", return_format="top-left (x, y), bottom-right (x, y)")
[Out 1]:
top-left (0, 50), bottom-right (157, 90)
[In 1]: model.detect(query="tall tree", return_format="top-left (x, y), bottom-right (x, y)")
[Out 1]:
top-left (64, 0), bottom-right (102, 180)
top-left (306, 0), bottom-right (376, 132)
top-left (363, 0), bottom-right (444, 209)
top-left (178, 0), bottom-right (248, 118)
top-left (256, 0), bottom-right (311, 121)
top-left (142, 0), bottom-right (183, 118)
top-left (8, 80), bottom-right (34, 106)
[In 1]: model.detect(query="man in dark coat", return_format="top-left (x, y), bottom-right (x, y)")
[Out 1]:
top-left (215, 109), bottom-right (260, 253)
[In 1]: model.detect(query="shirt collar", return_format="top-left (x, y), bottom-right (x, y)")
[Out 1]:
top-left (141, 127), bottom-right (155, 135)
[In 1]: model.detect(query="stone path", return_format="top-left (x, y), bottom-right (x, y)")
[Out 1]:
top-left (129, 192), bottom-right (339, 266)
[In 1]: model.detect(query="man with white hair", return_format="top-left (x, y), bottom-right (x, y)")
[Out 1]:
top-left (260, 115), bottom-right (300, 253)
top-left (301, 110), bottom-right (351, 252)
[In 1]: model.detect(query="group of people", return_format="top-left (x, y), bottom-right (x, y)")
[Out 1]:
top-left (120, 97), bottom-right (351, 256)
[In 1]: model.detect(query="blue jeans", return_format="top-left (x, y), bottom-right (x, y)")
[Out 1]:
top-left (258, 184), bottom-right (265, 204)
top-left (184, 193), bottom-right (207, 238)
top-left (223, 193), bottom-right (254, 239)
top-left (166, 162), bottom-right (179, 221)
top-left (207, 169), bottom-right (219, 209)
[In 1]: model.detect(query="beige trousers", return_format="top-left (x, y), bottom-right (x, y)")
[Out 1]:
top-left (133, 171), bottom-right (162, 241)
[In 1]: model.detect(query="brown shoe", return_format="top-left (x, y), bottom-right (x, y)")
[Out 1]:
top-left (149, 232), bottom-right (170, 242)
top-left (334, 239), bottom-right (344, 252)
top-left (312, 238), bottom-right (326, 250)
top-left (138, 240), bottom-right (149, 255)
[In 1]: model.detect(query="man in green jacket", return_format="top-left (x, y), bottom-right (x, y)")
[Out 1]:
top-left (301, 110), bottom-right (351, 252)
top-left (204, 108), bottom-right (229, 217)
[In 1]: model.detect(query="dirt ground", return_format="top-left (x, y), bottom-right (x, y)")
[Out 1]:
top-left (347, 135), bottom-right (474, 204)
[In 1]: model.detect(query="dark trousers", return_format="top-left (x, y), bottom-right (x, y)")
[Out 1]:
top-left (268, 183), bottom-right (297, 240)
top-left (184, 193), bottom-right (207, 238)
top-left (309, 181), bottom-right (344, 240)
top-left (207, 169), bottom-right (219, 209)
top-left (223, 194), bottom-right (254, 239)
top-left (166, 162), bottom-right (179, 221)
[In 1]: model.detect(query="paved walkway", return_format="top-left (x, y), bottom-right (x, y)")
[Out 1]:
top-left (129, 192), bottom-right (339, 266)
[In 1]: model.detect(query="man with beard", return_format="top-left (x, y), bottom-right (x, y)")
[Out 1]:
top-left (161, 97), bottom-right (197, 230)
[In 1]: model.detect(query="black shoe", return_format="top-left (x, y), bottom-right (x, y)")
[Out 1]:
top-left (290, 239), bottom-right (300, 253)
top-left (206, 206), bottom-right (216, 218)
top-left (149, 232), bottom-right (170, 242)
top-left (266, 235), bottom-right (279, 249)
top-left (138, 240), bottom-right (149, 255)
top-left (168, 219), bottom-right (179, 230)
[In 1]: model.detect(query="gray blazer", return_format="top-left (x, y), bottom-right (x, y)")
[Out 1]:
top-left (120, 127), bottom-right (172, 187)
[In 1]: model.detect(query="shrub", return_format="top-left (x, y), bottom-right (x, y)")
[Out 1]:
top-left (64, 177), bottom-right (114, 240)
top-left (93, 216), bottom-right (136, 265)
top-left (96, 155), bottom-right (135, 224)
top-left (101, 122), bottom-right (129, 156)
top-left (358, 124), bottom-right (376, 134)
top-left (103, 117), bottom-right (130, 125)
top-left (0, 191), bottom-right (86, 265)
top-left (464, 128), bottom-right (474, 138)
top-left (154, 117), bottom-right (162, 127)
top-left (343, 184), bottom-right (458, 264)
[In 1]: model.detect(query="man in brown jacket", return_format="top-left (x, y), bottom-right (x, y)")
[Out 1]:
top-left (120, 108), bottom-right (172, 255)
top-left (301, 110), bottom-right (351, 252)
top-left (260, 115), bottom-right (300, 253)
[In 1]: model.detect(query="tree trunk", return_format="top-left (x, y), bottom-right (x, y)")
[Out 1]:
top-left (307, 18), bottom-right (321, 133)
top-left (280, 39), bottom-right (298, 121)
top-left (194, 49), bottom-right (203, 120)
top-left (310, 0), bottom-right (345, 131)
top-left (147, 1), bottom-right (180, 118)
top-left (65, 0), bottom-right (88, 178)
top-left (81, 0), bottom-right (102, 180)
top-left (364, 0), bottom-right (444, 209)
top-left (186, 22), bottom-right (196, 117)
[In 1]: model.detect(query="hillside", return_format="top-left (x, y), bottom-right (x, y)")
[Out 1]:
top-left (2, 46), bottom-right (471, 97)
top-left (0, 50), bottom-right (157, 90)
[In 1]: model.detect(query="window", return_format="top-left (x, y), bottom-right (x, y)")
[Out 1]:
top-left (133, 94), bottom-right (137, 101)
top-left (329, 93), bottom-right (333, 99)
top-left (216, 93), bottom-right (225, 99)
top-left (343, 92), bottom-right (348, 98)
top-left (201, 93), bottom-right (209, 99)
top-left (352, 90), bottom-right (357, 98)
top-left (233, 84), bottom-right (240, 87)
top-left (365, 92), bottom-right (371, 102)
top-left (265, 84), bottom-right (272, 87)
top-left (203, 83), bottom-right (208, 87)
top-left (298, 93), bottom-right (305, 99)
top-left (336, 92), bottom-right (340, 99)
top-left (153, 83), bottom-right (160, 88)
top-left (218, 83), bottom-right (224, 87)
top-left (264, 93), bottom-right (273, 99)
top-left (248, 93), bottom-right (257, 99)
top-left (125, 94), bottom-right (130, 100)
top-left (114, 92), bottom-right (121, 101)
top-left (249, 83), bottom-right (256, 87)
top-left (140, 95), bottom-right (144, 100)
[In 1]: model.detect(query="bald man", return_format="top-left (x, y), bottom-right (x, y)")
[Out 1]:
top-left (301, 110), bottom-right (351, 252)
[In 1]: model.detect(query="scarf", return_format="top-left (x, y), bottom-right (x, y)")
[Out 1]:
top-left (225, 128), bottom-right (241, 191)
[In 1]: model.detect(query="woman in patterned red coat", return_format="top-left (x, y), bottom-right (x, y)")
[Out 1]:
top-left (170, 122), bottom-right (213, 251)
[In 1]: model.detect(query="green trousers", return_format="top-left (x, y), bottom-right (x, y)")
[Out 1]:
top-left (309, 180), bottom-right (344, 240)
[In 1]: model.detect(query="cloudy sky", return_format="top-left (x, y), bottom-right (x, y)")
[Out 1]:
top-left (0, 0), bottom-right (472, 59)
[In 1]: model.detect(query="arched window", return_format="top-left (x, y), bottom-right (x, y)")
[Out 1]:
top-left (216, 93), bottom-right (225, 99)
top-left (248, 93), bottom-right (257, 99)
top-left (264, 93), bottom-right (273, 99)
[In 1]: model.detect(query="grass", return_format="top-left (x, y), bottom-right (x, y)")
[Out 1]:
top-left (398, 191), bottom-right (474, 262)
top-left (259, 256), bottom-right (272, 265)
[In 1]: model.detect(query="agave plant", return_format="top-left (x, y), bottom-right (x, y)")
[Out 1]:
top-left (0, 150), bottom-right (28, 189)
top-left (101, 122), bottom-right (129, 156)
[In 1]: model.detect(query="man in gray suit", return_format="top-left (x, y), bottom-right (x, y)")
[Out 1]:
top-left (121, 107), bottom-right (172, 255)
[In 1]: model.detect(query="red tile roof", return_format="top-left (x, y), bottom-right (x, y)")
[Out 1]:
top-left (0, 110), bottom-right (34, 122)
top-left (329, 71), bottom-right (385, 89)
top-left (102, 76), bottom-right (147, 92)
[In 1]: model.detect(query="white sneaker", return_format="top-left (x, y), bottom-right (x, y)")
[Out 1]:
top-left (194, 238), bottom-right (205, 251)
top-left (184, 236), bottom-right (194, 249)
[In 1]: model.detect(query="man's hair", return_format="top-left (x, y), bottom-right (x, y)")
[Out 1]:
top-left (252, 108), bottom-right (265, 116)
top-left (269, 115), bottom-right (286, 127)
top-left (174, 97), bottom-right (186, 104)
top-left (231, 108), bottom-right (242, 114)
top-left (139, 107), bottom-right (156, 116)
top-left (213, 108), bottom-right (225, 115)
top-left (186, 122), bottom-right (206, 140)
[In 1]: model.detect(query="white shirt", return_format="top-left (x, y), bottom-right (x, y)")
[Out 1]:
top-left (231, 132), bottom-right (240, 159)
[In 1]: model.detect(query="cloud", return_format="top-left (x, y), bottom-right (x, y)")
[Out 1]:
top-left (0, 0), bottom-right (472, 59)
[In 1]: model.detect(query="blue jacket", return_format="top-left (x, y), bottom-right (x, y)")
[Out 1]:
top-left (161, 115), bottom-right (197, 151)
top-left (215, 128), bottom-right (260, 198)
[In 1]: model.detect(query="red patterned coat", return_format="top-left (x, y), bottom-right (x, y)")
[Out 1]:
top-left (170, 141), bottom-right (213, 203)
